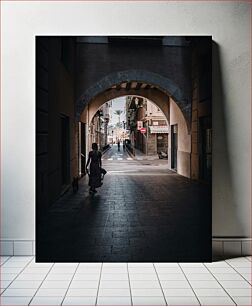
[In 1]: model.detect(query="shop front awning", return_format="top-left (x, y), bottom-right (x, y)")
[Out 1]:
top-left (149, 126), bottom-right (169, 134)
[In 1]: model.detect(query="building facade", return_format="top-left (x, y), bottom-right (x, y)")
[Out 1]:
top-left (126, 97), bottom-right (169, 156)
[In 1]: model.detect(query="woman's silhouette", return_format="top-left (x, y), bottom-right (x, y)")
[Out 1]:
top-left (86, 143), bottom-right (102, 193)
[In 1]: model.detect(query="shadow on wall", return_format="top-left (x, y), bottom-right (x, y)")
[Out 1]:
top-left (212, 42), bottom-right (243, 238)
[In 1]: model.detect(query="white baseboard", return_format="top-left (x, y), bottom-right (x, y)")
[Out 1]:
top-left (0, 238), bottom-right (251, 257)
top-left (0, 240), bottom-right (35, 256)
top-left (212, 237), bottom-right (251, 258)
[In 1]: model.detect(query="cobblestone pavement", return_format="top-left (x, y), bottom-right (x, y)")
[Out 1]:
top-left (37, 145), bottom-right (211, 262)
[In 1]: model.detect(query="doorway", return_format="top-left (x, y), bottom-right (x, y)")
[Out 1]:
top-left (171, 124), bottom-right (178, 170)
top-left (157, 134), bottom-right (168, 154)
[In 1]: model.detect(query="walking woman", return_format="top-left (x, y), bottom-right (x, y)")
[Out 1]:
top-left (86, 143), bottom-right (102, 193)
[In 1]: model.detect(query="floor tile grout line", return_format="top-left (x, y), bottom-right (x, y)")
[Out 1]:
top-left (28, 261), bottom-right (55, 305)
top-left (0, 255), bottom-right (12, 294)
top-left (224, 260), bottom-right (252, 286)
top-left (61, 263), bottom-right (80, 306)
top-left (95, 262), bottom-right (103, 306)
top-left (0, 255), bottom-right (12, 266)
top-left (225, 257), bottom-right (251, 264)
top-left (0, 256), bottom-right (35, 296)
top-left (153, 262), bottom-right (168, 306)
top-left (178, 263), bottom-right (202, 306)
top-left (127, 262), bottom-right (133, 306)
top-left (243, 256), bottom-right (251, 263)
top-left (203, 263), bottom-right (238, 305)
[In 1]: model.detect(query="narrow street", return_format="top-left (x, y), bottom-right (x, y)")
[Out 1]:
top-left (37, 145), bottom-right (211, 262)
top-left (102, 144), bottom-right (169, 172)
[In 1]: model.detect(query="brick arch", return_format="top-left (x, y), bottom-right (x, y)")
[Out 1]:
top-left (76, 69), bottom-right (191, 131)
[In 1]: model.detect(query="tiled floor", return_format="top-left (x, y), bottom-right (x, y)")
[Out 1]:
top-left (0, 256), bottom-right (251, 305)
top-left (37, 146), bottom-right (211, 262)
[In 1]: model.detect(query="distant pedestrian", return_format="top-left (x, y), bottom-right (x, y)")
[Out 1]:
top-left (117, 140), bottom-right (120, 151)
top-left (123, 140), bottom-right (126, 151)
top-left (86, 143), bottom-right (102, 193)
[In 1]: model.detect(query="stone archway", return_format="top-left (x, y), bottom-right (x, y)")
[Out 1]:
top-left (76, 69), bottom-right (191, 131)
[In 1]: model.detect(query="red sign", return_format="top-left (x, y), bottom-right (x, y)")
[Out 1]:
top-left (140, 127), bottom-right (147, 134)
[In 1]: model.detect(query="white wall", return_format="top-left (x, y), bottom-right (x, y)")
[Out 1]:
top-left (1, 2), bottom-right (250, 241)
